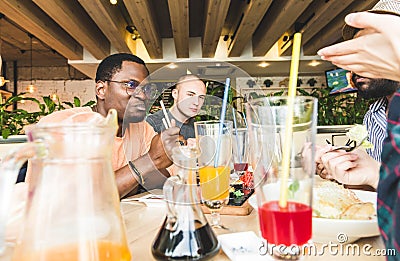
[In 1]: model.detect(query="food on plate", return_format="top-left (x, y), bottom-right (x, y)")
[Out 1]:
top-left (313, 182), bottom-right (376, 220)
top-left (346, 124), bottom-right (373, 149)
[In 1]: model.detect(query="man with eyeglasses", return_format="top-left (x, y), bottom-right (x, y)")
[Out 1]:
top-left (26, 53), bottom-right (180, 198)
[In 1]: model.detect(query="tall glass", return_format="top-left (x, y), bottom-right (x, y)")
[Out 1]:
top-left (232, 128), bottom-right (249, 176)
top-left (247, 96), bottom-right (317, 259)
top-left (195, 120), bottom-right (232, 229)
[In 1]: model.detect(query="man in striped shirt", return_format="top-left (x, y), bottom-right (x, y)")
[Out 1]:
top-left (351, 72), bottom-right (400, 162)
top-left (315, 73), bottom-right (399, 185)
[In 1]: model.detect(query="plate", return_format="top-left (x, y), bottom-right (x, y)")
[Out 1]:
top-left (248, 190), bottom-right (379, 243)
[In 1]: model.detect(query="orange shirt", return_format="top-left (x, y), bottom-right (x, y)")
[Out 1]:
top-left (26, 107), bottom-right (156, 182)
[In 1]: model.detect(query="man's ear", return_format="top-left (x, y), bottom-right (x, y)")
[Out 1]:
top-left (172, 88), bottom-right (178, 100)
top-left (95, 81), bottom-right (106, 100)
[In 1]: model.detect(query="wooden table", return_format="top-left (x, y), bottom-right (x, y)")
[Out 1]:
top-left (121, 200), bottom-right (386, 260)
top-left (0, 199), bottom-right (386, 261)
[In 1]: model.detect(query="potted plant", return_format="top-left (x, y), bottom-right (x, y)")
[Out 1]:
top-left (0, 93), bottom-right (95, 139)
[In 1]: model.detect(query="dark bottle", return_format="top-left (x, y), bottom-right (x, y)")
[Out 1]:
top-left (151, 147), bottom-right (220, 260)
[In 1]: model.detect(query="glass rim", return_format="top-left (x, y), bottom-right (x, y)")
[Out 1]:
top-left (194, 120), bottom-right (233, 127)
top-left (249, 95), bottom-right (317, 105)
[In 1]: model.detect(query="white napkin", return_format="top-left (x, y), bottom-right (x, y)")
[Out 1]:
top-left (218, 231), bottom-right (267, 261)
top-left (121, 194), bottom-right (166, 207)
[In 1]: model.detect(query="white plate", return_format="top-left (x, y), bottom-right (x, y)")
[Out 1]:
top-left (248, 190), bottom-right (379, 244)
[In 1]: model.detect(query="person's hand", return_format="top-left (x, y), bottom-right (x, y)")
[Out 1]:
top-left (314, 144), bottom-right (335, 180)
top-left (319, 148), bottom-right (380, 189)
top-left (148, 120), bottom-right (180, 169)
top-left (186, 138), bottom-right (197, 149)
top-left (318, 12), bottom-right (400, 82)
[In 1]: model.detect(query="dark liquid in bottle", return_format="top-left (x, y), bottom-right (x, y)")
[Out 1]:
top-left (152, 220), bottom-right (219, 260)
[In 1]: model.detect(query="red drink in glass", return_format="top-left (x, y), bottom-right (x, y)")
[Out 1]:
top-left (234, 163), bottom-right (248, 172)
top-left (259, 201), bottom-right (312, 246)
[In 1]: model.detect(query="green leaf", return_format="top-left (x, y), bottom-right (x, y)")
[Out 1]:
top-left (62, 101), bottom-right (74, 108)
top-left (73, 97), bottom-right (81, 107)
top-left (83, 101), bottom-right (96, 107)
top-left (2, 129), bottom-right (10, 139)
top-left (288, 180), bottom-right (300, 199)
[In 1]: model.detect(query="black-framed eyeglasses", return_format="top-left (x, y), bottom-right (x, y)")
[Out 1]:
top-left (105, 79), bottom-right (158, 99)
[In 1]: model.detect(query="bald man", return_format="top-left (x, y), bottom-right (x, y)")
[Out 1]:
top-left (146, 75), bottom-right (206, 140)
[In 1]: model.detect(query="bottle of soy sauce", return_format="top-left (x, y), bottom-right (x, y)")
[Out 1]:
top-left (151, 147), bottom-right (219, 260)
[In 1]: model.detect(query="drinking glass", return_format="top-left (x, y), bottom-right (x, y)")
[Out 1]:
top-left (232, 128), bottom-right (249, 177)
top-left (195, 120), bottom-right (232, 229)
top-left (247, 96), bottom-right (317, 259)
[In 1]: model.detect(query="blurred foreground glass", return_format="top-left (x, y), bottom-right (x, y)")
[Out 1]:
top-left (0, 110), bottom-right (130, 261)
top-left (195, 120), bottom-right (232, 229)
top-left (247, 96), bottom-right (317, 259)
top-left (152, 146), bottom-right (219, 260)
top-left (232, 128), bottom-right (249, 176)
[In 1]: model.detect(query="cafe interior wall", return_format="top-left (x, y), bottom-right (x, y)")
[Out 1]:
top-left (2, 63), bottom-right (94, 112)
top-left (2, 62), bottom-right (326, 113)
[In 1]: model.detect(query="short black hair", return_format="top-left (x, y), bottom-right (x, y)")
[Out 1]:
top-left (95, 53), bottom-right (149, 82)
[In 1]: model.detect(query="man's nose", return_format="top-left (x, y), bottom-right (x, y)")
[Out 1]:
top-left (192, 96), bottom-right (200, 106)
top-left (132, 87), bottom-right (147, 100)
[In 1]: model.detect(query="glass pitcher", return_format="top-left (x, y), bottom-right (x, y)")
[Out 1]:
top-left (152, 146), bottom-right (220, 260)
top-left (0, 110), bottom-right (131, 261)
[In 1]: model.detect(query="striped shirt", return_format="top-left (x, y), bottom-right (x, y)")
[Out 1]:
top-left (363, 98), bottom-right (388, 162)
top-left (378, 90), bottom-right (400, 258)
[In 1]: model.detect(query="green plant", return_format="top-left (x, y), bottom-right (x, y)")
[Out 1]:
top-left (0, 93), bottom-right (95, 139)
top-left (298, 88), bottom-right (372, 126)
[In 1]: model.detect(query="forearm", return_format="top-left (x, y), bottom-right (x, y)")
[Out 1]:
top-left (115, 153), bottom-right (171, 198)
top-left (368, 160), bottom-right (380, 190)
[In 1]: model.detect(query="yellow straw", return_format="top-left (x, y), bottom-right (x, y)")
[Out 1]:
top-left (279, 33), bottom-right (302, 208)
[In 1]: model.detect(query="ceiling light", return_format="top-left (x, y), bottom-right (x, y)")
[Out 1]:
top-left (308, 60), bottom-right (321, 67)
top-left (25, 34), bottom-right (37, 93)
top-left (110, 0), bottom-right (117, 5)
top-left (258, 62), bottom-right (270, 68)
top-left (167, 63), bottom-right (177, 69)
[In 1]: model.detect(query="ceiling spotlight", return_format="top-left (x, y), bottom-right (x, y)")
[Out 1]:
top-left (258, 62), bottom-right (270, 68)
top-left (167, 63), bottom-right (178, 69)
top-left (110, 0), bottom-right (117, 5)
top-left (308, 60), bottom-right (321, 67)
top-left (126, 25), bottom-right (140, 41)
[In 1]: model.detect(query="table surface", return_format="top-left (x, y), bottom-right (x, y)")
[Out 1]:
top-left (1, 195), bottom-right (387, 261)
top-left (121, 197), bottom-right (386, 261)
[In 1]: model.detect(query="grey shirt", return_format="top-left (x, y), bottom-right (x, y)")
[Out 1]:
top-left (146, 109), bottom-right (195, 140)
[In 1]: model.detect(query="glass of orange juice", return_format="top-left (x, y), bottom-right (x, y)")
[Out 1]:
top-left (195, 120), bottom-right (232, 229)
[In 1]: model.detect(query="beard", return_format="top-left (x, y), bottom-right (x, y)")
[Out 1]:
top-left (352, 73), bottom-right (400, 99)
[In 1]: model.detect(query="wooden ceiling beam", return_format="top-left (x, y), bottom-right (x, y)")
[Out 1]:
top-left (301, 0), bottom-right (354, 46)
top-left (227, 0), bottom-right (272, 57)
top-left (167, 0), bottom-right (189, 58)
top-left (123, 0), bottom-right (162, 59)
top-left (33, 0), bottom-right (109, 60)
top-left (252, 0), bottom-right (313, 57)
top-left (303, 0), bottom-right (378, 55)
top-left (0, 0), bottom-right (83, 60)
top-left (78, 0), bottom-right (135, 54)
top-left (280, 0), bottom-right (353, 56)
top-left (202, 0), bottom-right (230, 58)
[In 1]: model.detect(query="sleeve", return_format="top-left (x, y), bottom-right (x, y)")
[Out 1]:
top-left (146, 113), bottom-right (161, 133)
